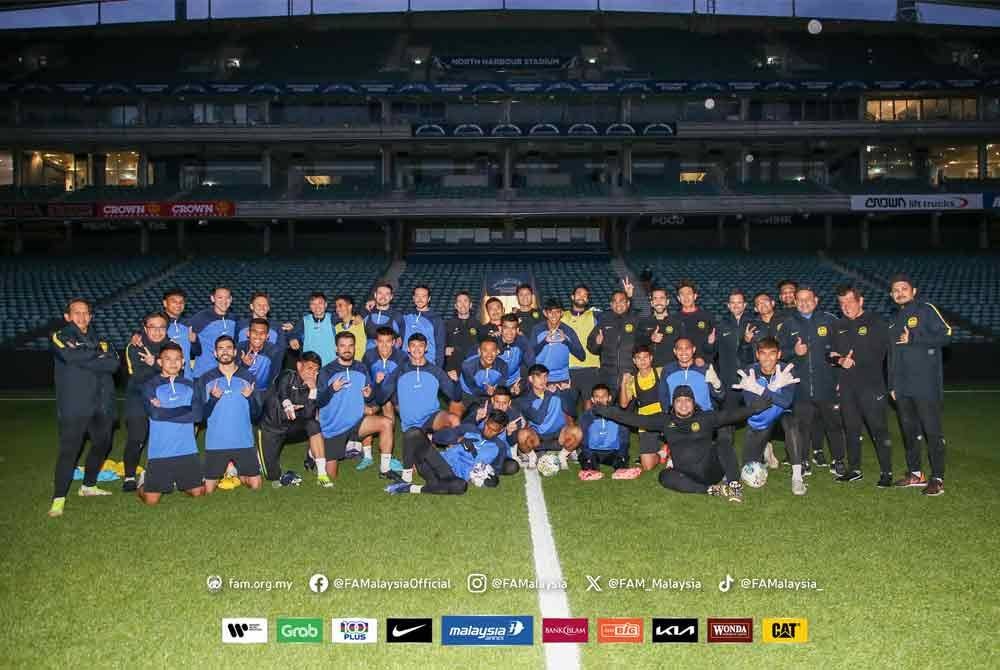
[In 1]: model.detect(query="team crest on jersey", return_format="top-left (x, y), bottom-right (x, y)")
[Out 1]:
top-left (666, 326), bottom-right (674, 334)
top-left (532, 311), bottom-right (540, 319)
top-left (817, 326), bottom-right (828, 337)
top-left (858, 326), bottom-right (868, 336)
top-left (690, 422), bottom-right (701, 432)
top-left (470, 327), bottom-right (478, 336)
top-left (697, 321), bottom-right (706, 329)
top-left (907, 316), bottom-right (918, 328)
top-left (625, 323), bottom-right (634, 333)
top-left (99, 341), bottom-right (109, 352)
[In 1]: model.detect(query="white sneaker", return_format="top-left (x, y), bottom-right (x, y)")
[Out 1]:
top-left (792, 478), bottom-right (807, 496)
top-left (567, 450), bottom-right (579, 463)
top-left (524, 450), bottom-right (538, 469)
top-left (558, 453), bottom-right (570, 470)
top-left (764, 442), bottom-right (779, 470)
top-left (78, 485), bottom-right (112, 497)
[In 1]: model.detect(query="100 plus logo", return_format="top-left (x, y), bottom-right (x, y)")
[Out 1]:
top-left (441, 615), bottom-right (533, 646)
top-left (331, 618), bottom-right (378, 644)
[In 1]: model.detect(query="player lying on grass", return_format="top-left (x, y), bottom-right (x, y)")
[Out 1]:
top-left (593, 385), bottom-right (774, 503)
top-left (137, 342), bottom-right (205, 505)
top-left (515, 364), bottom-right (583, 470)
top-left (467, 385), bottom-right (524, 471)
top-left (577, 384), bottom-right (638, 481)
top-left (386, 411), bottom-right (509, 495)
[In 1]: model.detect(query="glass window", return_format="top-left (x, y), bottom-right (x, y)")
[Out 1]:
top-left (984, 98), bottom-right (1000, 122)
top-left (987, 143), bottom-right (1000, 178)
top-left (105, 151), bottom-right (138, 186)
top-left (927, 144), bottom-right (979, 181)
top-left (0, 151), bottom-right (12, 185)
top-left (865, 144), bottom-right (915, 180)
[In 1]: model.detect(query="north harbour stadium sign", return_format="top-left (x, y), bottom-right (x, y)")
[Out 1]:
top-left (850, 194), bottom-right (983, 212)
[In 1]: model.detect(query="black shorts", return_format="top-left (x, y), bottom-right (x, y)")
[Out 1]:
top-left (322, 420), bottom-right (363, 460)
top-left (204, 448), bottom-right (261, 479)
top-left (569, 367), bottom-right (601, 398)
top-left (144, 454), bottom-right (203, 493)
top-left (639, 430), bottom-right (664, 455)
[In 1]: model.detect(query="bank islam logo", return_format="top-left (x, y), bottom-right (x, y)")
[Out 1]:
top-left (542, 618), bottom-right (589, 643)
top-left (221, 618), bottom-right (267, 644)
top-left (707, 617), bottom-right (753, 643)
top-left (331, 618), bottom-right (378, 644)
top-left (597, 618), bottom-right (643, 643)
top-left (277, 617), bottom-right (323, 644)
top-left (386, 618), bottom-right (433, 643)
top-left (441, 615), bottom-right (533, 646)
top-left (651, 618), bottom-right (698, 643)
top-left (762, 618), bottom-right (809, 644)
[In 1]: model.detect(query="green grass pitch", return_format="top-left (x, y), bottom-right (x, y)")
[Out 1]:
top-left (1, 392), bottom-right (998, 669)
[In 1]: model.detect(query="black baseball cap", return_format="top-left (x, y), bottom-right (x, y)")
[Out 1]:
top-left (672, 385), bottom-right (695, 402)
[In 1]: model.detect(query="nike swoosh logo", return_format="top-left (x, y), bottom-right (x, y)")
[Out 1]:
top-left (722, 332), bottom-right (731, 337)
top-left (838, 330), bottom-right (847, 334)
top-left (392, 624), bottom-right (426, 637)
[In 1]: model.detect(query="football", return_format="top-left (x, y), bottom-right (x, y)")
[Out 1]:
top-left (537, 453), bottom-right (562, 477)
top-left (741, 461), bottom-right (769, 488)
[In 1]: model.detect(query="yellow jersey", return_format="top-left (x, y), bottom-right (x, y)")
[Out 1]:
top-left (561, 308), bottom-right (601, 369)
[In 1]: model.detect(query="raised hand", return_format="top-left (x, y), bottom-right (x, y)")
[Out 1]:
top-left (704, 364), bottom-right (722, 391)
top-left (794, 337), bottom-right (808, 356)
top-left (767, 363), bottom-right (801, 392)
top-left (447, 369), bottom-right (459, 381)
top-left (744, 323), bottom-right (758, 343)
top-left (595, 328), bottom-right (605, 345)
top-left (241, 382), bottom-right (255, 398)
top-left (139, 346), bottom-right (156, 367)
top-left (150, 397), bottom-right (161, 408)
top-left (897, 326), bottom-right (910, 345)
top-left (362, 384), bottom-right (372, 399)
top-left (733, 368), bottom-right (764, 395)
top-left (210, 382), bottom-right (223, 399)
top-left (281, 322), bottom-right (294, 332)
top-left (330, 375), bottom-right (347, 392)
top-left (375, 371), bottom-right (386, 384)
top-left (622, 276), bottom-right (634, 298)
top-left (289, 338), bottom-right (301, 351)
top-left (839, 350), bottom-right (856, 369)
top-left (650, 325), bottom-right (664, 343)
top-left (240, 349), bottom-right (257, 367)
top-left (130, 333), bottom-right (143, 348)
top-left (707, 328), bottom-right (716, 346)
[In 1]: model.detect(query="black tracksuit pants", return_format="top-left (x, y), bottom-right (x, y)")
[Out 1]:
top-left (658, 442), bottom-right (739, 494)
top-left (794, 397), bottom-right (846, 464)
top-left (402, 429), bottom-right (467, 495)
top-left (840, 384), bottom-right (892, 474)
top-left (54, 413), bottom-right (114, 499)
top-left (895, 395), bottom-right (945, 479)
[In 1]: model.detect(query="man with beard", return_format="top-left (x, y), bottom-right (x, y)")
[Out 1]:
top-left (639, 286), bottom-right (676, 368)
top-left (402, 285), bottom-right (447, 368)
top-left (445, 291), bottom-right (479, 374)
top-left (194, 335), bottom-right (262, 493)
top-left (362, 282), bottom-right (405, 352)
top-left (777, 279), bottom-right (798, 320)
top-left (562, 283), bottom-right (602, 411)
top-left (714, 289), bottom-right (754, 457)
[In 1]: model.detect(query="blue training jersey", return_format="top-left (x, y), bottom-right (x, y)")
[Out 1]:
top-left (517, 390), bottom-right (565, 437)
top-left (375, 359), bottom-right (460, 431)
top-left (529, 323), bottom-right (584, 383)
top-left (142, 375), bottom-right (199, 459)
top-left (316, 359), bottom-right (371, 438)
top-left (189, 307), bottom-right (236, 379)
top-left (195, 367), bottom-right (261, 451)
top-left (433, 424), bottom-right (502, 481)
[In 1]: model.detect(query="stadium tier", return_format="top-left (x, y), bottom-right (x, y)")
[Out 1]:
top-left (11, 254), bottom-right (387, 350)
top-left (0, 255), bottom-right (174, 345)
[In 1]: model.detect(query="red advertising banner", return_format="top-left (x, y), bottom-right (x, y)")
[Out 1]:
top-left (1, 201), bottom-right (234, 219)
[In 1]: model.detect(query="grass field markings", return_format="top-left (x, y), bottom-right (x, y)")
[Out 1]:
top-left (524, 468), bottom-right (580, 670)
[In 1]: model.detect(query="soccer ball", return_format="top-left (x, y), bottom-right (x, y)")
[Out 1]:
top-left (741, 461), bottom-right (768, 488)
top-left (537, 453), bottom-right (561, 477)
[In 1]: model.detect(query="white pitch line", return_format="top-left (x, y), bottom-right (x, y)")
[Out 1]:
top-left (524, 468), bottom-right (580, 670)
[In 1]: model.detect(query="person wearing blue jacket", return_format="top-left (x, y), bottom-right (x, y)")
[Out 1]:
top-left (137, 342), bottom-right (205, 505)
top-left (288, 292), bottom-right (337, 366)
top-left (195, 335), bottom-right (263, 493)
top-left (314, 331), bottom-right (395, 487)
top-left (236, 291), bottom-right (286, 350)
top-left (658, 336), bottom-right (725, 414)
top-left (385, 413), bottom-right (508, 495)
top-left (401, 285), bottom-right (447, 368)
top-left (530, 299), bottom-right (585, 417)
top-left (375, 333), bottom-right (462, 486)
top-left (515, 364), bottom-right (583, 469)
top-left (362, 281), bottom-right (405, 352)
top-left (48, 298), bottom-right (121, 518)
top-left (359, 326), bottom-right (408, 470)
top-left (497, 313), bottom-right (533, 394)
top-left (237, 319), bottom-right (285, 392)
top-left (732, 337), bottom-right (806, 496)
top-left (468, 386), bottom-right (524, 475)
top-left (189, 286), bottom-right (236, 379)
top-left (458, 338), bottom-right (509, 410)
top-left (578, 384), bottom-right (630, 476)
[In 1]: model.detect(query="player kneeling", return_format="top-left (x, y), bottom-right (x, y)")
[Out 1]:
top-left (386, 411), bottom-right (509, 495)
top-left (515, 364), bottom-right (583, 470)
top-left (577, 384), bottom-right (639, 481)
top-left (138, 343), bottom-right (205, 504)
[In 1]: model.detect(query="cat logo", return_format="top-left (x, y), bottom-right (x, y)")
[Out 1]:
top-left (690, 422), bottom-right (700, 432)
top-left (858, 326), bottom-right (868, 336)
top-left (817, 326), bottom-right (828, 337)
top-left (469, 327), bottom-right (478, 336)
top-left (625, 323), bottom-right (634, 333)
top-left (907, 316), bottom-right (918, 328)
top-left (666, 326), bottom-right (674, 334)
top-left (762, 618), bottom-right (808, 644)
top-left (697, 321), bottom-right (706, 329)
